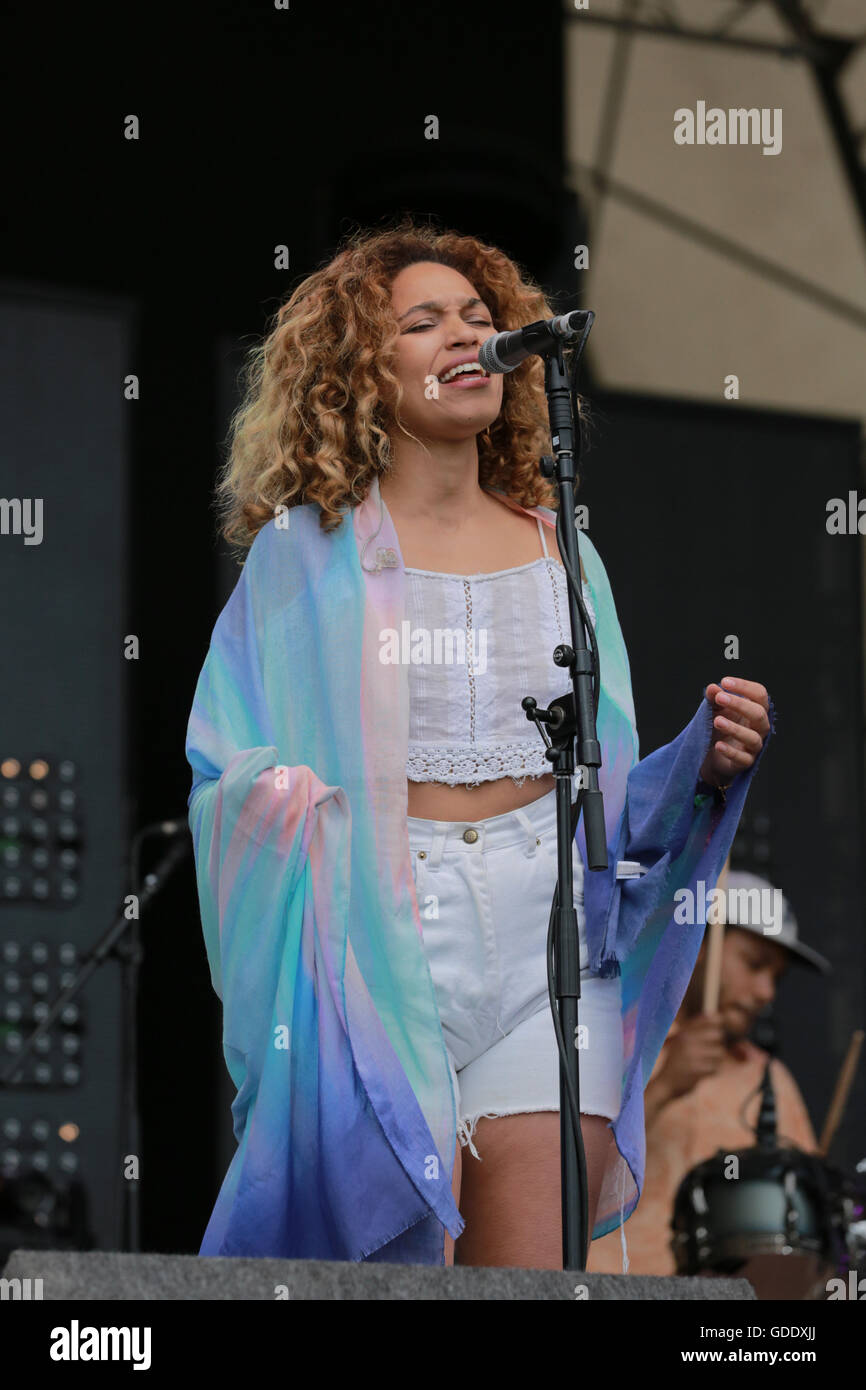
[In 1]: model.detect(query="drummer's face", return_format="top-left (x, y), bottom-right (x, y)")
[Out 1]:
top-left (719, 929), bottom-right (788, 1037)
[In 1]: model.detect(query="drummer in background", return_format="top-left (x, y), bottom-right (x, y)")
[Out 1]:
top-left (588, 870), bottom-right (832, 1276)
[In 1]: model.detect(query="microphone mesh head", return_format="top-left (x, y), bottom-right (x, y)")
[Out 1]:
top-left (478, 336), bottom-right (511, 375)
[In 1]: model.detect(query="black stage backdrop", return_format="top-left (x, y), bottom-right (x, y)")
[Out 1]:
top-left (581, 390), bottom-right (865, 1179)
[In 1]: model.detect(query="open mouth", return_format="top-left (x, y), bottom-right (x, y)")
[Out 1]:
top-left (437, 363), bottom-right (490, 387)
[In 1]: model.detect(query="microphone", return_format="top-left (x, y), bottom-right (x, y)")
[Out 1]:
top-left (478, 310), bottom-right (592, 374)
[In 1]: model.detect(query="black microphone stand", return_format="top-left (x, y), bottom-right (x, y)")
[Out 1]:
top-left (522, 311), bottom-right (608, 1269)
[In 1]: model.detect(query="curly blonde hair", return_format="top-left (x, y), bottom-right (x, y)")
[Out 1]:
top-left (217, 217), bottom-right (587, 551)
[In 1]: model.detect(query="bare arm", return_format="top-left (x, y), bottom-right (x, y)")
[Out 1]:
top-left (643, 1069), bottom-right (674, 1129)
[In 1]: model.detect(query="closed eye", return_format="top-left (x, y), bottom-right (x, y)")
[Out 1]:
top-left (405, 318), bottom-right (493, 332)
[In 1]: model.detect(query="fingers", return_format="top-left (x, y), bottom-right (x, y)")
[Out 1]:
top-left (712, 740), bottom-right (757, 767)
top-left (713, 678), bottom-right (771, 739)
top-left (720, 676), bottom-right (769, 709)
top-left (703, 678), bottom-right (771, 777)
top-left (715, 690), bottom-right (765, 726)
top-left (712, 714), bottom-right (764, 757)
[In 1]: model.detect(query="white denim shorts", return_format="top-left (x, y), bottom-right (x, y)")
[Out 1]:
top-left (407, 785), bottom-right (623, 1160)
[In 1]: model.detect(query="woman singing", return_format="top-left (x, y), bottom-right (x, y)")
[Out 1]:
top-left (185, 219), bottom-right (773, 1269)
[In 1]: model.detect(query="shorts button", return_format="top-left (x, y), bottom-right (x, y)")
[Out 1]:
top-left (462, 828), bottom-right (478, 843)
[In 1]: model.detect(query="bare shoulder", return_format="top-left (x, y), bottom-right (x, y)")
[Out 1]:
top-left (538, 510), bottom-right (588, 586)
top-left (485, 490), bottom-right (587, 582)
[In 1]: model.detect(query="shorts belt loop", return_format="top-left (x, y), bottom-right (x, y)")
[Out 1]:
top-left (428, 824), bottom-right (446, 870)
top-left (511, 807), bottom-right (539, 856)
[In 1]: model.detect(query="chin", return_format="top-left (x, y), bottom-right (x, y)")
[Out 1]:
top-left (723, 1013), bottom-right (751, 1042)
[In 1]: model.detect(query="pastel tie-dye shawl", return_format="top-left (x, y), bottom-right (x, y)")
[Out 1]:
top-left (185, 475), bottom-right (772, 1263)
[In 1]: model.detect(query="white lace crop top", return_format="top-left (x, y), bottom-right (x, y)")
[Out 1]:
top-left (405, 517), bottom-right (597, 788)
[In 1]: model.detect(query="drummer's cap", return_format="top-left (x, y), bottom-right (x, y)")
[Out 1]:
top-left (717, 871), bottom-right (831, 975)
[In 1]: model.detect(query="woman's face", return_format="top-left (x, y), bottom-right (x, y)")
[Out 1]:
top-left (386, 261), bottom-right (504, 443)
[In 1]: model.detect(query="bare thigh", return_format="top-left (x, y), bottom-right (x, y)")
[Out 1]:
top-left (454, 1111), bottom-right (613, 1269)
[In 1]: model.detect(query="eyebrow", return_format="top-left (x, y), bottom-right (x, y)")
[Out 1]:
top-left (397, 296), bottom-right (486, 322)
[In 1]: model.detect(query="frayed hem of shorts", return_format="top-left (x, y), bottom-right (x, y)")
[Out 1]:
top-left (457, 1112), bottom-right (503, 1160)
top-left (457, 1105), bottom-right (617, 1161)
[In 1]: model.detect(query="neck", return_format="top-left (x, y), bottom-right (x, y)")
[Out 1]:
top-left (380, 432), bottom-right (488, 524)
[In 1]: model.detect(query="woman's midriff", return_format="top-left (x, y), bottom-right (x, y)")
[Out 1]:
top-left (407, 771), bottom-right (555, 822)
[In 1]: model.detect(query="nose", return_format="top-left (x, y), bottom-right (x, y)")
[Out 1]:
top-left (754, 972), bottom-right (776, 1007)
top-left (443, 311), bottom-right (481, 345)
